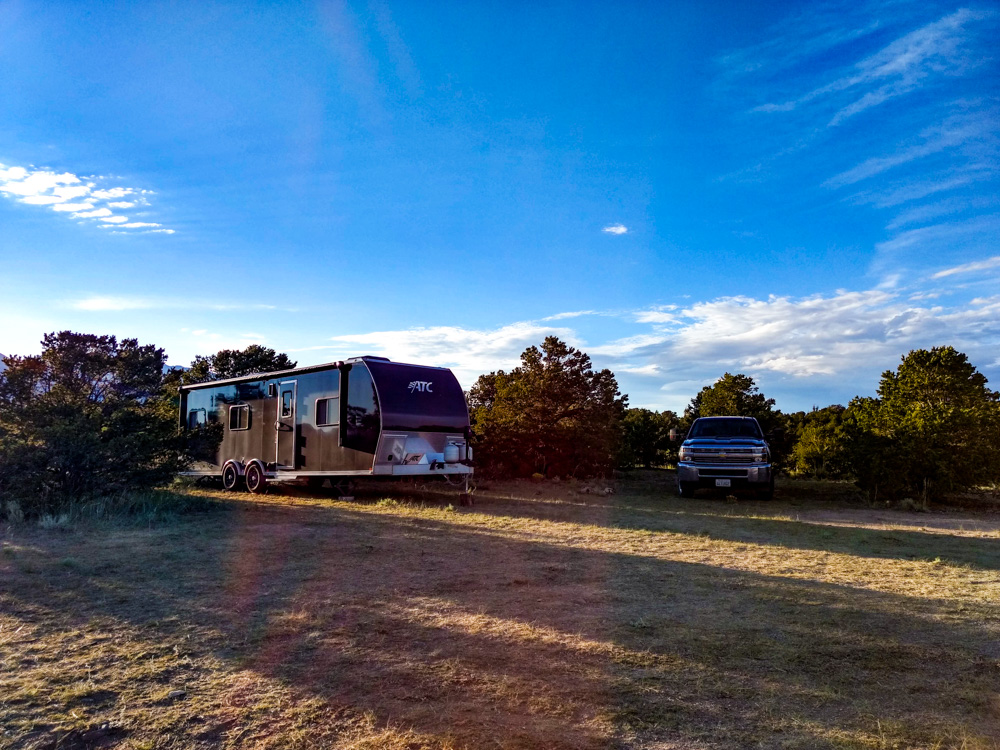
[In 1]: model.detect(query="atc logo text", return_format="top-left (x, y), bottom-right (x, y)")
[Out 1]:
top-left (408, 380), bottom-right (433, 393)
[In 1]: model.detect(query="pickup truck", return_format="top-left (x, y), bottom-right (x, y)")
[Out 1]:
top-left (676, 416), bottom-right (774, 499)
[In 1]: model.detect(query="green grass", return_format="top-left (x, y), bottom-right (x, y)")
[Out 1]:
top-left (1, 472), bottom-right (998, 748)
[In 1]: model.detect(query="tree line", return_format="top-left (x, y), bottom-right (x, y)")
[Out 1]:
top-left (468, 337), bottom-right (1000, 504)
top-left (1, 330), bottom-right (998, 519)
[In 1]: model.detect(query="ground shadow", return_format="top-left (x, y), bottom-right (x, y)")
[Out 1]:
top-left (2, 494), bottom-right (999, 749)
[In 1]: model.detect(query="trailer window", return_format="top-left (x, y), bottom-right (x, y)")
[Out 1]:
top-left (281, 390), bottom-right (293, 418)
top-left (343, 364), bottom-right (380, 454)
top-left (316, 397), bottom-right (339, 427)
top-left (229, 404), bottom-right (250, 430)
top-left (188, 409), bottom-right (207, 429)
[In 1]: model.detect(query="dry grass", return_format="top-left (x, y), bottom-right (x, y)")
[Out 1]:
top-left (1, 472), bottom-right (999, 749)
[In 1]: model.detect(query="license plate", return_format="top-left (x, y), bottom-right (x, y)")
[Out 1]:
top-left (715, 479), bottom-right (731, 487)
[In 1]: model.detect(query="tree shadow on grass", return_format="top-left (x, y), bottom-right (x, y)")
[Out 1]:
top-left (459, 487), bottom-right (1000, 572)
top-left (2, 498), bottom-right (999, 749)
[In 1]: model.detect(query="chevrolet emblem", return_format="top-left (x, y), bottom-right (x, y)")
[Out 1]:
top-left (720, 453), bottom-right (726, 459)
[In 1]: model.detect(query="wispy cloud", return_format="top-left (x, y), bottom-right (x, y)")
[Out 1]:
top-left (751, 9), bottom-right (991, 126)
top-left (717, 3), bottom-right (999, 288)
top-left (540, 310), bottom-right (599, 321)
top-left (824, 112), bottom-right (990, 188)
top-left (0, 161), bottom-right (172, 234)
top-left (70, 295), bottom-right (285, 312)
top-left (602, 223), bottom-right (628, 235)
top-left (932, 255), bottom-right (1000, 279)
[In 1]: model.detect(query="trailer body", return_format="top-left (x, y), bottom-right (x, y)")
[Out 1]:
top-left (179, 356), bottom-right (472, 489)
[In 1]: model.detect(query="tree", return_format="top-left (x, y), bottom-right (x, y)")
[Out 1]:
top-left (685, 373), bottom-right (778, 430)
top-left (845, 347), bottom-right (1000, 503)
top-left (188, 344), bottom-right (297, 383)
top-left (0, 332), bottom-right (185, 516)
top-left (789, 405), bottom-right (849, 478)
top-left (619, 408), bottom-right (678, 469)
top-left (468, 337), bottom-right (626, 478)
top-left (684, 373), bottom-right (793, 468)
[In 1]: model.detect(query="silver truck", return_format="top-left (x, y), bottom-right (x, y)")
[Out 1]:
top-left (676, 416), bottom-right (774, 499)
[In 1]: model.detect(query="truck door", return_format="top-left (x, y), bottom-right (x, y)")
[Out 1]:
top-left (275, 381), bottom-right (297, 468)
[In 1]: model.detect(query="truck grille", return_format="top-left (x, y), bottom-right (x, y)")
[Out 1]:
top-left (690, 448), bottom-right (756, 464)
top-left (699, 468), bottom-right (749, 477)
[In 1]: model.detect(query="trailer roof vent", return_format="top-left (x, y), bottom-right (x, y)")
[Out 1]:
top-left (358, 355), bottom-right (391, 361)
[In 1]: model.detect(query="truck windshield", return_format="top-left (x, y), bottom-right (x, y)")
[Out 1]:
top-left (689, 418), bottom-right (762, 439)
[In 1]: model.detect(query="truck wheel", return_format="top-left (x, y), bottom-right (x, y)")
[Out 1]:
top-left (677, 481), bottom-right (697, 498)
top-left (245, 463), bottom-right (267, 494)
top-left (222, 464), bottom-right (241, 491)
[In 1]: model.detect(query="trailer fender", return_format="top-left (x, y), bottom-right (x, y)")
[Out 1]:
top-left (222, 460), bottom-right (244, 491)
top-left (244, 458), bottom-right (267, 477)
top-left (223, 459), bottom-right (246, 476)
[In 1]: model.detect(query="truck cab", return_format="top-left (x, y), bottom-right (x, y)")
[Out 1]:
top-left (676, 416), bottom-right (773, 499)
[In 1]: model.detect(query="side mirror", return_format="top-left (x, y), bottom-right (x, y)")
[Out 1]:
top-left (668, 428), bottom-right (681, 442)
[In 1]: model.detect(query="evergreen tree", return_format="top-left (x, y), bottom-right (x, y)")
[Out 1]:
top-left (468, 337), bottom-right (626, 478)
top-left (845, 347), bottom-right (1000, 503)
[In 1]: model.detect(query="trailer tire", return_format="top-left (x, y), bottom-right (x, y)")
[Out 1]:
top-left (245, 463), bottom-right (267, 494)
top-left (222, 463), bottom-right (241, 492)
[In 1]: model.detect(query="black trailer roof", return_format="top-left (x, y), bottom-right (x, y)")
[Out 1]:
top-left (178, 356), bottom-right (448, 391)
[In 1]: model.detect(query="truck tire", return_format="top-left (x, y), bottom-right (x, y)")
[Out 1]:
top-left (222, 463), bottom-right (241, 491)
top-left (677, 480), bottom-right (697, 498)
top-left (757, 478), bottom-right (775, 501)
top-left (245, 463), bottom-right (267, 494)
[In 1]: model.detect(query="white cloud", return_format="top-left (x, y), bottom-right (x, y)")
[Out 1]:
top-left (634, 306), bottom-right (678, 325)
top-left (73, 208), bottom-right (112, 218)
top-left (19, 195), bottom-right (64, 205)
top-left (602, 223), bottom-right (628, 235)
top-left (91, 188), bottom-right (133, 199)
top-left (540, 310), bottom-right (598, 321)
top-left (71, 295), bottom-right (280, 312)
top-left (932, 255), bottom-right (1000, 279)
top-left (329, 322), bottom-right (581, 386)
top-left (52, 202), bottom-right (96, 213)
top-left (73, 296), bottom-right (154, 311)
top-left (0, 161), bottom-right (171, 233)
top-left (324, 289), bottom-right (1000, 411)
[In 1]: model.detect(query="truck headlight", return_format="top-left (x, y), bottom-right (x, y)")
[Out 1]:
top-left (679, 447), bottom-right (691, 461)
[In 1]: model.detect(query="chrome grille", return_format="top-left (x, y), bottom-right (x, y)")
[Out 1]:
top-left (690, 448), bottom-right (755, 464)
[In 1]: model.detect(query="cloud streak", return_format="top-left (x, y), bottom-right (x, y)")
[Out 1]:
top-left (323, 290), bottom-right (1000, 410)
top-left (0, 162), bottom-right (173, 234)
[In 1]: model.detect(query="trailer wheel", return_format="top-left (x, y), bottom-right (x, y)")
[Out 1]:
top-left (222, 464), bottom-right (241, 491)
top-left (245, 463), bottom-right (267, 494)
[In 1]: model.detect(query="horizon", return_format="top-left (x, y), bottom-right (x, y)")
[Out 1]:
top-left (1, 1), bottom-right (998, 413)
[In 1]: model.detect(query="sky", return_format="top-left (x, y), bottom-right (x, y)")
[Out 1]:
top-left (0, 0), bottom-right (998, 413)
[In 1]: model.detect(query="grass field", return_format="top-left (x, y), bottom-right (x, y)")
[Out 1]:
top-left (2, 473), bottom-right (999, 749)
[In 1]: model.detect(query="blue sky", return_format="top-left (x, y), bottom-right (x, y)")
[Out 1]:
top-left (1, 0), bottom-right (997, 412)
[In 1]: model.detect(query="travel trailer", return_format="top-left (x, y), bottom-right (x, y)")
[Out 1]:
top-left (179, 356), bottom-right (472, 493)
